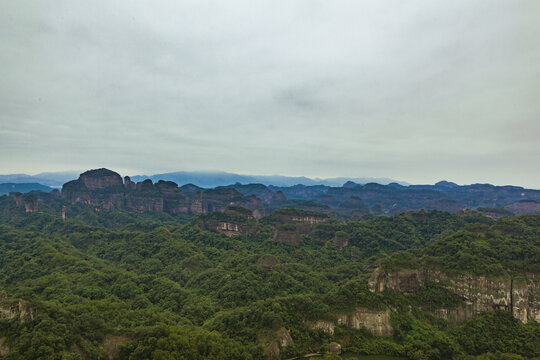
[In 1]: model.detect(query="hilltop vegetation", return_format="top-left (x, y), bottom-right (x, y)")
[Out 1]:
top-left (0, 196), bottom-right (539, 360)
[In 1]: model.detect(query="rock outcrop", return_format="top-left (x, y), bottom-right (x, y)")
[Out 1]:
top-left (270, 209), bottom-right (329, 245)
top-left (80, 168), bottom-right (123, 190)
top-left (328, 342), bottom-right (341, 355)
top-left (62, 169), bottom-right (265, 217)
top-left (306, 320), bottom-right (336, 335)
top-left (307, 308), bottom-right (393, 337)
top-left (368, 268), bottom-right (540, 323)
top-left (336, 308), bottom-right (393, 336)
top-left (198, 206), bottom-right (259, 237)
top-left (258, 327), bottom-right (294, 360)
top-left (14, 192), bottom-right (22, 206)
top-left (0, 299), bottom-right (34, 321)
top-left (23, 194), bottom-right (38, 212)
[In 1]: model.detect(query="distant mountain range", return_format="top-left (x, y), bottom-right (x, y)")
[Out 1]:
top-left (0, 183), bottom-right (54, 195)
top-left (0, 172), bottom-right (80, 188)
top-left (4, 168), bottom-right (540, 219)
top-left (0, 170), bottom-right (406, 188)
top-left (130, 171), bottom-right (407, 188)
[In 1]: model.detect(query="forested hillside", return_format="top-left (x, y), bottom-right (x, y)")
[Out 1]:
top-left (0, 196), bottom-right (538, 360)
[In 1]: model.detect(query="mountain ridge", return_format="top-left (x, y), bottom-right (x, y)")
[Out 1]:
top-left (0, 170), bottom-right (406, 188)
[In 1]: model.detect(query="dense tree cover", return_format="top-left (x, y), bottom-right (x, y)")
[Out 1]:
top-left (451, 311), bottom-right (539, 357)
top-left (379, 215), bottom-right (540, 276)
top-left (423, 217), bottom-right (540, 276)
top-left (0, 197), bottom-right (538, 359)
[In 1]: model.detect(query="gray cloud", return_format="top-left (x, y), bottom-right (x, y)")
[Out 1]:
top-left (1, 0), bottom-right (539, 187)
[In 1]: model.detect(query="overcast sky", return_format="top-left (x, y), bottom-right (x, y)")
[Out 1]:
top-left (1, 1), bottom-right (539, 187)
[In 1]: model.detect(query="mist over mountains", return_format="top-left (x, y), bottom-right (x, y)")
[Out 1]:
top-left (5, 168), bottom-right (540, 218)
top-left (0, 170), bottom-right (405, 189)
top-left (0, 172), bottom-right (80, 188)
top-left (130, 171), bottom-right (407, 188)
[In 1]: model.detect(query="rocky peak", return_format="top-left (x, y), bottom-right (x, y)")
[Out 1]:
top-left (23, 194), bottom-right (38, 212)
top-left (61, 169), bottom-right (267, 217)
top-left (343, 180), bottom-right (360, 188)
top-left (79, 168), bottom-right (123, 190)
top-left (124, 176), bottom-right (136, 189)
top-left (14, 192), bottom-right (22, 206)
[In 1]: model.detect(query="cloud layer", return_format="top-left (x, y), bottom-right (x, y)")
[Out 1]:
top-left (1, 1), bottom-right (539, 187)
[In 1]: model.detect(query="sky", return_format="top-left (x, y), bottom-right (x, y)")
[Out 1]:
top-left (1, 1), bottom-right (539, 187)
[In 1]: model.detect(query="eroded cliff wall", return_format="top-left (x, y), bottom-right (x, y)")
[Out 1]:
top-left (368, 269), bottom-right (540, 323)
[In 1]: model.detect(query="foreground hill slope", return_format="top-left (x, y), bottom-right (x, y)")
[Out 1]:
top-left (0, 194), bottom-right (539, 359)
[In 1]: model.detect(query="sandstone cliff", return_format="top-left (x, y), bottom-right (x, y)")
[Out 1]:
top-left (0, 296), bottom-right (34, 321)
top-left (198, 206), bottom-right (259, 237)
top-left (270, 209), bottom-right (329, 245)
top-left (257, 327), bottom-right (294, 360)
top-left (23, 194), bottom-right (38, 212)
top-left (62, 169), bottom-right (265, 217)
top-left (368, 268), bottom-right (540, 324)
top-left (307, 307), bottom-right (393, 337)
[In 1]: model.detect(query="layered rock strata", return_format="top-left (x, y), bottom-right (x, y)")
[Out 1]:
top-left (368, 269), bottom-right (540, 323)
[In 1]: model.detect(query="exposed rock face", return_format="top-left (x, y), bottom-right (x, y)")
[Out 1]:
top-left (199, 206), bottom-right (259, 237)
top-left (23, 195), bottom-right (38, 212)
top-left (213, 222), bottom-right (251, 237)
top-left (306, 320), bottom-right (335, 335)
top-left (263, 342), bottom-right (280, 360)
top-left (271, 210), bottom-right (329, 245)
top-left (258, 327), bottom-right (294, 360)
top-left (80, 168), bottom-right (123, 190)
top-left (190, 197), bottom-right (203, 214)
top-left (337, 308), bottom-right (393, 336)
top-left (369, 269), bottom-right (540, 323)
top-left (283, 214), bottom-right (328, 226)
top-left (124, 176), bottom-right (136, 190)
top-left (63, 169), bottom-right (125, 210)
top-left (14, 192), bottom-right (22, 206)
top-left (369, 269), bottom-right (423, 294)
top-left (62, 169), bottom-right (266, 217)
top-left (0, 300), bottom-right (34, 321)
top-left (276, 327), bottom-right (294, 348)
top-left (329, 342), bottom-right (341, 355)
top-left (156, 181), bottom-right (188, 214)
top-left (307, 308), bottom-right (393, 337)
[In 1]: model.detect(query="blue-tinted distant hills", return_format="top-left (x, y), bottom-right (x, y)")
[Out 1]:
top-left (0, 172), bottom-right (80, 188)
top-left (0, 170), bottom-right (405, 189)
top-left (0, 183), bottom-right (54, 195)
top-left (3, 168), bottom-right (540, 217)
top-left (130, 171), bottom-right (406, 188)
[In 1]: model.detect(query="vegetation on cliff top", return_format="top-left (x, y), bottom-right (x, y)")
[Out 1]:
top-left (0, 197), bottom-right (538, 359)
